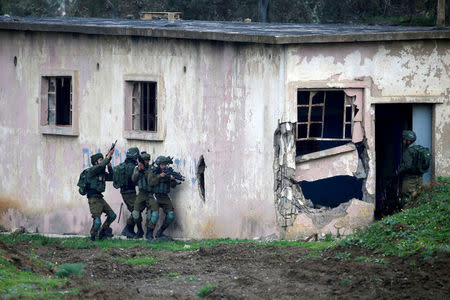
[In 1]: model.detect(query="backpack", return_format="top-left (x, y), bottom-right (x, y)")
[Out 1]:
top-left (77, 169), bottom-right (89, 195)
top-left (113, 162), bottom-right (128, 189)
top-left (410, 145), bottom-right (431, 174)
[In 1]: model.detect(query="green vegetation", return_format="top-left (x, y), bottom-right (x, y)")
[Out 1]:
top-left (342, 178), bottom-right (450, 257)
top-left (167, 272), bottom-right (180, 277)
top-left (335, 251), bottom-right (351, 260)
top-left (197, 284), bottom-right (216, 297)
top-left (55, 263), bottom-right (85, 278)
top-left (0, 258), bottom-right (78, 298)
top-left (339, 278), bottom-right (350, 286)
top-left (114, 256), bottom-right (161, 265)
top-left (354, 256), bottom-right (387, 264)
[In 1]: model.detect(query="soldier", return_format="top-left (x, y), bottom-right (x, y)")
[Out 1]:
top-left (130, 152), bottom-right (158, 239)
top-left (86, 149), bottom-right (116, 241)
top-left (118, 147), bottom-right (141, 239)
top-left (397, 130), bottom-right (427, 206)
top-left (148, 156), bottom-right (179, 241)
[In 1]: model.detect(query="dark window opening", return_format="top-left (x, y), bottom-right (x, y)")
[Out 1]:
top-left (197, 155), bottom-right (206, 201)
top-left (47, 77), bottom-right (72, 126)
top-left (132, 81), bottom-right (157, 132)
top-left (299, 175), bottom-right (363, 208)
top-left (296, 90), bottom-right (354, 156)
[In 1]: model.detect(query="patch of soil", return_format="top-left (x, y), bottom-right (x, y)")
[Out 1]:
top-left (9, 241), bottom-right (450, 299)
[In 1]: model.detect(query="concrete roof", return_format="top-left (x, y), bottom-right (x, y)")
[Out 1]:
top-left (0, 16), bottom-right (449, 44)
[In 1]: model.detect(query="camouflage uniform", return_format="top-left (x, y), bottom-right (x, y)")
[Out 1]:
top-left (398, 130), bottom-right (422, 204)
top-left (119, 147), bottom-right (140, 238)
top-left (86, 153), bottom-right (116, 240)
top-left (147, 156), bottom-right (179, 241)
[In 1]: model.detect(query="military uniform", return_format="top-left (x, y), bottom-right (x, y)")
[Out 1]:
top-left (398, 130), bottom-right (422, 204)
top-left (131, 153), bottom-right (161, 241)
top-left (119, 147), bottom-right (140, 238)
top-left (86, 153), bottom-right (116, 240)
top-left (147, 156), bottom-right (179, 241)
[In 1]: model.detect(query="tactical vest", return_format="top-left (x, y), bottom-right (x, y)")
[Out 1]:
top-left (137, 166), bottom-right (149, 192)
top-left (150, 176), bottom-right (171, 194)
top-left (87, 170), bottom-right (107, 195)
top-left (121, 160), bottom-right (137, 194)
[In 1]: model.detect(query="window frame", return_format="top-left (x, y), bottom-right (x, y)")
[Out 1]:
top-left (39, 70), bottom-right (79, 136)
top-left (123, 74), bottom-right (165, 141)
top-left (296, 89), bottom-right (355, 142)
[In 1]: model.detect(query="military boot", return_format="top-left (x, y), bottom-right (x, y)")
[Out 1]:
top-left (145, 228), bottom-right (154, 242)
top-left (121, 224), bottom-right (135, 239)
top-left (135, 223), bottom-right (144, 239)
top-left (90, 234), bottom-right (96, 241)
top-left (98, 228), bottom-right (108, 240)
top-left (106, 227), bottom-right (114, 238)
top-left (156, 226), bottom-right (172, 241)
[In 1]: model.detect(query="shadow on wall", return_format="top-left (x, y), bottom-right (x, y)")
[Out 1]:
top-left (299, 175), bottom-right (363, 208)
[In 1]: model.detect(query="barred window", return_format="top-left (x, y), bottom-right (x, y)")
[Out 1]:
top-left (131, 81), bottom-right (157, 132)
top-left (296, 90), bottom-right (355, 156)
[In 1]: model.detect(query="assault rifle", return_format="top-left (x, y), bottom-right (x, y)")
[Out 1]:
top-left (154, 166), bottom-right (185, 182)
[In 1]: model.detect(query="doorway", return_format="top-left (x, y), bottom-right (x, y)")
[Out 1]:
top-left (375, 103), bottom-right (432, 218)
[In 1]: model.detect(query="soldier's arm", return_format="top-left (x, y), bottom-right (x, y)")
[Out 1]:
top-left (398, 148), bottom-right (413, 175)
top-left (105, 163), bottom-right (113, 181)
top-left (146, 170), bottom-right (161, 186)
top-left (87, 157), bottom-right (111, 178)
top-left (170, 180), bottom-right (177, 188)
top-left (131, 166), bottom-right (140, 183)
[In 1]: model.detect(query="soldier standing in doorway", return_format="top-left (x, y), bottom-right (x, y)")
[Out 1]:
top-left (397, 130), bottom-right (431, 207)
top-left (85, 149), bottom-right (116, 241)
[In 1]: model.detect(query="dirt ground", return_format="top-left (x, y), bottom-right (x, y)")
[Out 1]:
top-left (1, 240), bottom-right (449, 299)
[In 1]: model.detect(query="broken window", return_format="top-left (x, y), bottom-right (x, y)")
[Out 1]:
top-left (296, 90), bottom-right (355, 156)
top-left (45, 77), bottom-right (72, 126)
top-left (131, 82), bottom-right (157, 132)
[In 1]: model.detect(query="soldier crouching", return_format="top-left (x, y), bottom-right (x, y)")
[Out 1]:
top-left (147, 156), bottom-right (179, 241)
top-left (86, 149), bottom-right (116, 241)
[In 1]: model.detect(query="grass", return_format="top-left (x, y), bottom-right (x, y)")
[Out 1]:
top-left (341, 177), bottom-right (450, 257)
top-left (354, 256), bottom-right (387, 264)
top-left (167, 272), bottom-right (180, 277)
top-left (114, 256), bottom-right (161, 265)
top-left (0, 258), bottom-right (79, 298)
top-left (197, 284), bottom-right (216, 297)
top-left (55, 263), bottom-right (85, 278)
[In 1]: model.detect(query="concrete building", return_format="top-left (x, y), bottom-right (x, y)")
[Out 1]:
top-left (0, 16), bottom-right (449, 239)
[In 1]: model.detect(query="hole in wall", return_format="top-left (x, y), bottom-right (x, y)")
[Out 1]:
top-left (196, 155), bottom-right (206, 201)
top-left (96, 62), bottom-right (100, 70)
top-left (13, 56), bottom-right (17, 66)
top-left (299, 175), bottom-right (363, 209)
top-left (183, 66), bottom-right (186, 73)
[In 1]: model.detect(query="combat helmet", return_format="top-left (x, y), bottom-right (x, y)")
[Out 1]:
top-left (91, 153), bottom-right (104, 165)
top-left (141, 152), bottom-right (151, 161)
top-left (155, 156), bottom-right (172, 165)
top-left (402, 130), bottom-right (416, 142)
top-left (126, 147), bottom-right (140, 158)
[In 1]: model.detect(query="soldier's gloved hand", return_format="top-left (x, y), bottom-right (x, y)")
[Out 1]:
top-left (170, 175), bottom-right (175, 180)
top-left (160, 172), bottom-right (166, 178)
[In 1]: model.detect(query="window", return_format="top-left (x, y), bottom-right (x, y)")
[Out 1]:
top-left (124, 75), bottom-right (164, 141)
top-left (296, 90), bottom-right (355, 156)
top-left (131, 82), bottom-right (157, 132)
top-left (46, 77), bottom-right (72, 126)
top-left (40, 72), bottom-right (78, 136)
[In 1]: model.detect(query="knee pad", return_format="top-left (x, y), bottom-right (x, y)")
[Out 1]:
top-left (93, 217), bottom-right (101, 231)
top-left (132, 210), bottom-right (141, 221)
top-left (166, 211), bottom-right (174, 223)
top-left (151, 211), bottom-right (159, 225)
top-left (107, 211), bottom-right (116, 222)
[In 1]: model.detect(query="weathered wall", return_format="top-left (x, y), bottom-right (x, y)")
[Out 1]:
top-left (0, 30), bottom-right (448, 239)
top-left (0, 30), bottom-right (284, 238)
top-left (281, 40), bottom-right (449, 239)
